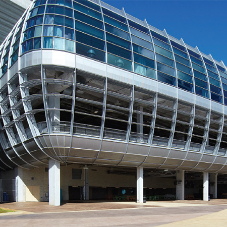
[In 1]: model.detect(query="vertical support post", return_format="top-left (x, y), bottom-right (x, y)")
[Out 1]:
top-left (48, 96), bottom-right (60, 131)
top-left (176, 170), bottom-right (184, 200)
top-left (137, 106), bottom-right (143, 142)
top-left (15, 167), bottom-right (25, 202)
top-left (203, 172), bottom-right (209, 201)
top-left (210, 173), bottom-right (218, 199)
top-left (83, 165), bottom-right (89, 200)
top-left (137, 167), bottom-right (143, 203)
top-left (49, 159), bottom-right (60, 206)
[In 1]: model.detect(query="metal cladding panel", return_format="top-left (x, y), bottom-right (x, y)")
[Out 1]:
top-left (185, 152), bottom-right (202, 161)
top-left (121, 154), bottom-right (145, 162)
top-left (68, 148), bottom-right (98, 158)
top-left (101, 140), bottom-right (127, 153)
top-left (14, 144), bottom-right (27, 156)
top-left (97, 151), bottom-right (124, 160)
top-left (180, 161), bottom-right (197, 168)
top-left (95, 159), bottom-right (120, 165)
top-left (168, 150), bottom-right (187, 159)
top-left (144, 156), bottom-right (165, 164)
top-left (164, 158), bottom-right (183, 165)
top-left (24, 139), bottom-right (39, 151)
top-left (66, 157), bottom-right (95, 164)
top-left (149, 147), bottom-right (170, 158)
top-left (200, 154), bottom-right (215, 163)
top-left (71, 137), bottom-right (100, 150)
top-left (214, 157), bottom-right (226, 164)
top-left (194, 162), bottom-right (212, 169)
top-left (127, 144), bottom-right (149, 156)
top-left (119, 161), bottom-right (141, 167)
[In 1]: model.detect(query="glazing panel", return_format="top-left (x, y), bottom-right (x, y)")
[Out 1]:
top-left (194, 78), bottom-right (208, 89)
top-left (203, 57), bottom-right (214, 66)
top-left (74, 11), bottom-right (103, 29)
top-left (188, 50), bottom-right (201, 59)
top-left (56, 0), bottom-right (64, 6)
top-left (34, 26), bottom-right (42, 37)
top-left (32, 7), bottom-right (39, 16)
top-left (131, 35), bottom-right (153, 50)
top-left (205, 63), bottom-right (217, 73)
top-left (156, 54), bottom-right (174, 67)
top-left (27, 28), bottom-right (35, 39)
top-left (129, 20), bottom-right (148, 33)
top-left (219, 71), bottom-right (227, 79)
top-left (54, 26), bottom-right (64, 37)
top-left (76, 31), bottom-right (104, 50)
top-left (107, 43), bottom-right (131, 60)
top-left (209, 77), bottom-right (221, 87)
top-left (192, 63), bottom-right (206, 74)
top-left (177, 70), bottom-right (193, 83)
top-left (65, 27), bottom-right (74, 40)
top-left (150, 31), bottom-right (168, 43)
top-left (174, 54), bottom-right (190, 66)
top-left (44, 14), bottom-right (54, 24)
top-left (103, 8), bottom-right (126, 23)
top-left (195, 86), bottom-right (209, 98)
top-left (211, 92), bottom-right (222, 103)
top-left (157, 62), bottom-right (175, 76)
top-left (133, 44), bottom-right (154, 59)
top-left (104, 15), bottom-right (128, 31)
top-left (76, 42), bottom-right (105, 62)
top-left (65, 17), bottom-right (74, 28)
top-left (158, 72), bottom-right (176, 86)
top-left (75, 0), bottom-right (100, 11)
top-left (107, 53), bottom-right (132, 71)
top-left (207, 70), bottom-right (219, 80)
top-left (43, 37), bottom-right (53, 48)
top-left (36, 15), bottom-right (44, 25)
top-left (153, 38), bottom-right (171, 51)
top-left (105, 24), bottom-right (130, 40)
top-left (170, 41), bottom-right (186, 52)
top-left (134, 63), bottom-right (156, 79)
top-left (54, 37), bottom-right (64, 50)
top-left (65, 8), bottom-right (73, 18)
top-left (223, 83), bottom-right (227, 91)
top-left (75, 21), bottom-right (104, 39)
top-left (65, 39), bottom-right (74, 52)
top-left (176, 62), bottom-right (192, 75)
top-left (178, 79), bottom-right (193, 92)
top-left (54, 15), bottom-right (64, 25)
top-left (130, 27), bottom-right (151, 41)
top-left (155, 45), bottom-right (173, 59)
top-left (172, 47), bottom-right (188, 59)
top-left (73, 2), bottom-right (102, 20)
top-left (216, 64), bottom-right (226, 72)
top-left (210, 84), bottom-right (221, 95)
top-left (221, 77), bottom-right (227, 85)
top-left (134, 53), bottom-right (155, 68)
top-left (43, 25), bottom-right (54, 36)
top-left (38, 5), bottom-right (45, 14)
top-left (55, 6), bottom-right (64, 15)
top-left (106, 33), bottom-right (131, 49)
top-left (190, 56), bottom-right (203, 66)
top-left (194, 70), bottom-right (207, 81)
top-left (46, 5), bottom-right (55, 13)
top-left (224, 90), bottom-right (227, 98)
top-left (34, 37), bottom-right (41, 49)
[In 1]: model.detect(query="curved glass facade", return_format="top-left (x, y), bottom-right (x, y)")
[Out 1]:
top-left (0, 0), bottom-right (227, 173)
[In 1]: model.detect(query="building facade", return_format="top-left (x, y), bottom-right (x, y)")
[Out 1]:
top-left (0, 0), bottom-right (227, 205)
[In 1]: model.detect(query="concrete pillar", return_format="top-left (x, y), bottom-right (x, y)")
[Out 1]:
top-left (203, 172), bottom-right (209, 201)
top-left (15, 167), bottom-right (26, 202)
top-left (176, 170), bottom-right (185, 200)
top-left (210, 173), bottom-right (218, 199)
top-left (49, 159), bottom-right (60, 206)
top-left (137, 106), bottom-right (143, 142)
top-left (137, 167), bottom-right (143, 203)
top-left (83, 165), bottom-right (89, 200)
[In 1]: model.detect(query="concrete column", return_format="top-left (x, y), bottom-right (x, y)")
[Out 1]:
top-left (15, 167), bottom-right (26, 202)
top-left (203, 172), bottom-right (209, 201)
top-left (49, 159), bottom-right (60, 206)
top-left (83, 165), bottom-right (89, 200)
top-left (210, 173), bottom-right (218, 199)
top-left (176, 170), bottom-right (185, 200)
top-left (137, 167), bottom-right (143, 203)
top-left (137, 106), bottom-right (143, 142)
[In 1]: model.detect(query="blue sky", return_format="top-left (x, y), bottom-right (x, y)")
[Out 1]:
top-left (104, 0), bottom-right (227, 65)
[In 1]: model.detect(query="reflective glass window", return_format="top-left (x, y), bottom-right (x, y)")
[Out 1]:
top-left (216, 64), bottom-right (226, 72)
top-left (75, 21), bottom-right (104, 39)
top-left (210, 84), bottom-right (221, 95)
top-left (156, 54), bottom-right (174, 67)
top-left (54, 15), bottom-right (64, 25)
top-left (190, 56), bottom-right (203, 66)
top-left (209, 77), bottom-right (221, 88)
top-left (150, 31), bottom-right (168, 43)
top-left (46, 5), bottom-right (55, 13)
top-left (131, 35), bottom-right (153, 50)
top-left (130, 27), bottom-right (151, 41)
top-left (54, 37), bottom-right (64, 50)
top-left (205, 63), bottom-right (217, 73)
top-left (194, 78), bottom-right (208, 89)
top-left (193, 70), bottom-right (207, 81)
top-left (219, 71), bottom-right (227, 79)
top-left (32, 7), bottom-right (39, 16)
top-left (128, 20), bottom-right (148, 33)
top-left (223, 83), bottom-right (227, 91)
top-left (107, 43), bottom-right (131, 60)
top-left (65, 8), bottom-right (73, 18)
top-left (48, 0), bottom-right (55, 3)
top-left (157, 62), bottom-right (175, 76)
top-left (27, 39), bottom-right (33, 51)
top-left (73, 2), bottom-right (102, 20)
top-left (34, 37), bottom-right (41, 49)
top-left (192, 63), bottom-right (206, 74)
top-left (207, 70), bottom-right (219, 80)
top-left (75, 11), bottom-right (103, 29)
top-left (43, 37), bottom-right (53, 48)
top-left (65, 39), bottom-right (75, 52)
top-left (178, 79), bottom-right (193, 92)
top-left (211, 93), bottom-right (222, 103)
top-left (170, 41), bottom-right (186, 52)
top-left (134, 63), bottom-right (156, 79)
top-left (133, 44), bottom-right (154, 59)
top-left (173, 47), bottom-right (188, 59)
top-left (65, 27), bottom-right (74, 40)
top-left (27, 28), bottom-right (35, 39)
top-left (134, 53), bottom-right (154, 68)
top-left (105, 24), bottom-right (130, 40)
top-left (153, 38), bottom-right (171, 51)
top-left (176, 62), bottom-right (192, 75)
top-left (107, 53), bottom-right (132, 71)
top-left (224, 90), bottom-right (227, 97)
top-left (44, 14), bottom-right (54, 24)
top-left (54, 26), bottom-right (64, 37)
top-left (104, 16), bottom-right (128, 31)
top-left (155, 45), bottom-right (173, 59)
top-left (34, 26), bottom-right (42, 37)
top-left (221, 77), bottom-right (227, 85)
top-left (106, 33), bottom-right (131, 49)
top-left (43, 26), bottom-right (54, 36)
top-left (56, 0), bottom-right (64, 6)
top-left (177, 70), bottom-right (193, 83)
top-left (188, 50), bottom-right (201, 59)
top-left (36, 15), bottom-right (44, 25)
top-left (55, 6), bottom-right (64, 15)
top-left (174, 54), bottom-right (190, 66)
top-left (158, 72), bottom-right (176, 86)
top-left (65, 17), bottom-right (74, 28)
top-left (203, 57), bottom-right (214, 66)
top-left (195, 86), bottom-right (209, 98)
top-left (65, 0), bottom-right (72, 7)
top-left (38, 6), bottom-right (45, 14)
top-left (75, 0), bottom-right (100, 11)
top-left (103, 8), bottom-right (126, 23)
top-left (76, 31), bottom-right (104, 50)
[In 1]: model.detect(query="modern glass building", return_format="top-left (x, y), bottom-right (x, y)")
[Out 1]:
top-left (0, 0), bottom-right (227, 205)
